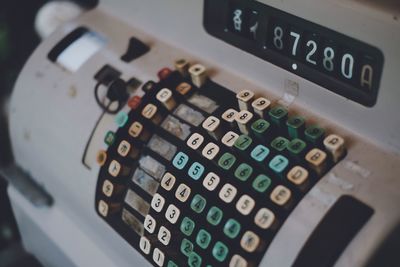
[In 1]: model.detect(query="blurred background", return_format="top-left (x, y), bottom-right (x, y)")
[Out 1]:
top-left (0, 1), bottom-right (96, 266)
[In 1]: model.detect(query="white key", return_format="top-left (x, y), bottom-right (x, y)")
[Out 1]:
top-left (270, 185), bottom-right (292, 206)
top-left (202, 116), bottom-right (220, 132)
top-left (323, 134), bottom-right (345, 163)
top-left (98, 200), bottom-right (109, 217)
top-left (165, 204), bottom-right (180, 224)
top-left (235, 110), bottom-right (253, 134)
top-left (236, 195), bottom-right (255, 215)
top-left (221, 131), bottom-right (239, 147)
top-left (187, 133), bottom-right (204, 150)
top-left (222, 108), bottom-right (239, 124)
top-left (102, 180), bottom-right (114, 197)
top-left (156, 88), bottom-right (176, 111)
top-left (153, 248), bottom-right (165, 267)
top-left (236, 90), bottom-right (254, 110)
top-left (158, 226), bottom-right (171, 245)
top-left (240, 231), bottom-right (260, 253)
top-left (219, 183), bottom-right (237, 203)
top-left (161, 172), bottom-right (176, 191)
top-left (202, 142), bottom-right (220, 160)
top-left (305, 148), bottom-right (327, 175)
top-left (151, 193), bottom-right (165, 212)
top-left (175, 184), bottom-right (191, 202)
top-left (129, 121), bottom-right (143, 138)
top-left (117, 140), bottom-right (131, 157)
top-left (202, 116), bottom-right (222, 139)
top-left (189, 63), bottom-right (207, 87)
top-left (254, 208), bottom-right (275, 229)
top-left (287, 166), bottom-right (309, 185)
top-left (144, 214), bottom-right (156, 233)
top-left (142, 103), bottom-right (158, 119)
top-left (108, 160), bottom-right (121, 177)
top-left (251, 97), bottom-right (271, 117)
top-left (203, 172), bottom-right (220, 191)
top-left (139, 236), bottom-right (151, 255)
top-left (230, 254), bottom-right (248, 267)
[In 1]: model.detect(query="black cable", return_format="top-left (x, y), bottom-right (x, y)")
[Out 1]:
top-left (94, 78), bottom-right (128, 114)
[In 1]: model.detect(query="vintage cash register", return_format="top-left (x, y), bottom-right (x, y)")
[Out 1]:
top-left (5, 0), bottom-right (400, 266)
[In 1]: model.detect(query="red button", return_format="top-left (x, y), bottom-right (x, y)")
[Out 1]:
top-left (128, 95), bottom-right (142, 110)
top-left (158, 67), bottom-right (172, 80)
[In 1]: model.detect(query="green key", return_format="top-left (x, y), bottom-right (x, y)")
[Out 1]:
top-left (212, 241), bottom-right (229, 262)
top-left (251, 119), bottom-right (271, 137)
top-left (269, 106), bottom-right (288, 128)
top-left (286, 116), bottom-right (305, 139)
top-left (287, 138), bottom-right (307, 158)
top-left (191, 194), bottom-right (207, 213)
top-left (188, 251), bottom-right (202, 267)
top-left (271, 136), bottom-right (289, 151)
top-left (168, 260), bottom-right (178, 267)
top-left (218, 152), bottom-right (236, 170)
top-left (305, 125), bottom-right (325, 144)
top-left (104, 131), bottom-right (115, 146)
top-left (234, 134), bottom-right (253, 151)
top-left (181, 238), bottom-right (193, 256)
top-left (180, 217), bottom-right (195, 236)
top-left (234, 163), bottom-right (253, 181)
top-left (196, 229), bottom-right (212, 249)
top-left (223, 219), bottom-right (241, 239)
top-left (207, 206), bottom-right (223, 226)
top-left (252, 174), bottom-right (272, 193)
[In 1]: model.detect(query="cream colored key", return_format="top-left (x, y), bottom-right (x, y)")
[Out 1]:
top-left (287, 166), bottom-right (309, 185)
top-left (165, 204), bottom-right (180, 224)
top-left (189, 63), bottom-right (207, 87)
top-left (236, 195), bottom-right (255, 215)
top-left (175, 58), bottom-right (190, 76)
top-left (240, 231), bottom-right (260, 253)
top-left (236, 90), bottom-right (255, 110)
top-left (151, 193), bottom-right (165, 212)
top-left (222, 108), bottom-right (239, 126)
top-left (161, 172), bottom-right (176, 191)
top-left (98, 200), bottom-right (119, 217)
top-left (139, 236), bottom-right (151, 255)
top-left (175, 183), bottom-right (191, 202)
top-left (142, 103), bottom-right (162, 124)
top-left (129, 121), bottom-right (151, 141)
top-left (305, 148), bottom-right (327, 175)
top-left (202, 116), bottom-right (222, 139)
top-left (221, 131), bottom-right (240, 147)
top-left (108, 160), bottom-right (121, 177)
top-left (102, 180), bottom-right (114, 197)
top-left (251, 97), bottom-right (271, 117)
top-left (176, 82), bottom-right (192, 96)
top-left (158, 226), bottom-right (171, 245)
top-left (144, 214), bottom-right (156, 233)
top-left (270, 185), bottom-right (292, 206)
top-left (156, 88), bottom-right (176, 111)
top-left (254, 208), bottom-right (275, 229)
top-left (323, 134), bottom-right (345, 163)
top-left (187, 133), bottom-right (205, 150)
top-left (219, 183), bottom-right (237, 203)
top-left (235, 110), bottom-right (254, 134)
top-left (153, 248), bottom-right (165, 267)
top-left (202, 142), bottom-right (220, 160)
top-left (96, 150), bottom-right (107, 166)
top-left (203, 172), bottom-right (220, 191)
top-left (230, 255), bottom-right (248, 267)
top-left (117, 140), bottom-right (131, 157)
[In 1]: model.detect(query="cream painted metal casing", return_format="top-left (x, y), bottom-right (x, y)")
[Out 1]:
top-left (7, 1), bottom-right (400, 267)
